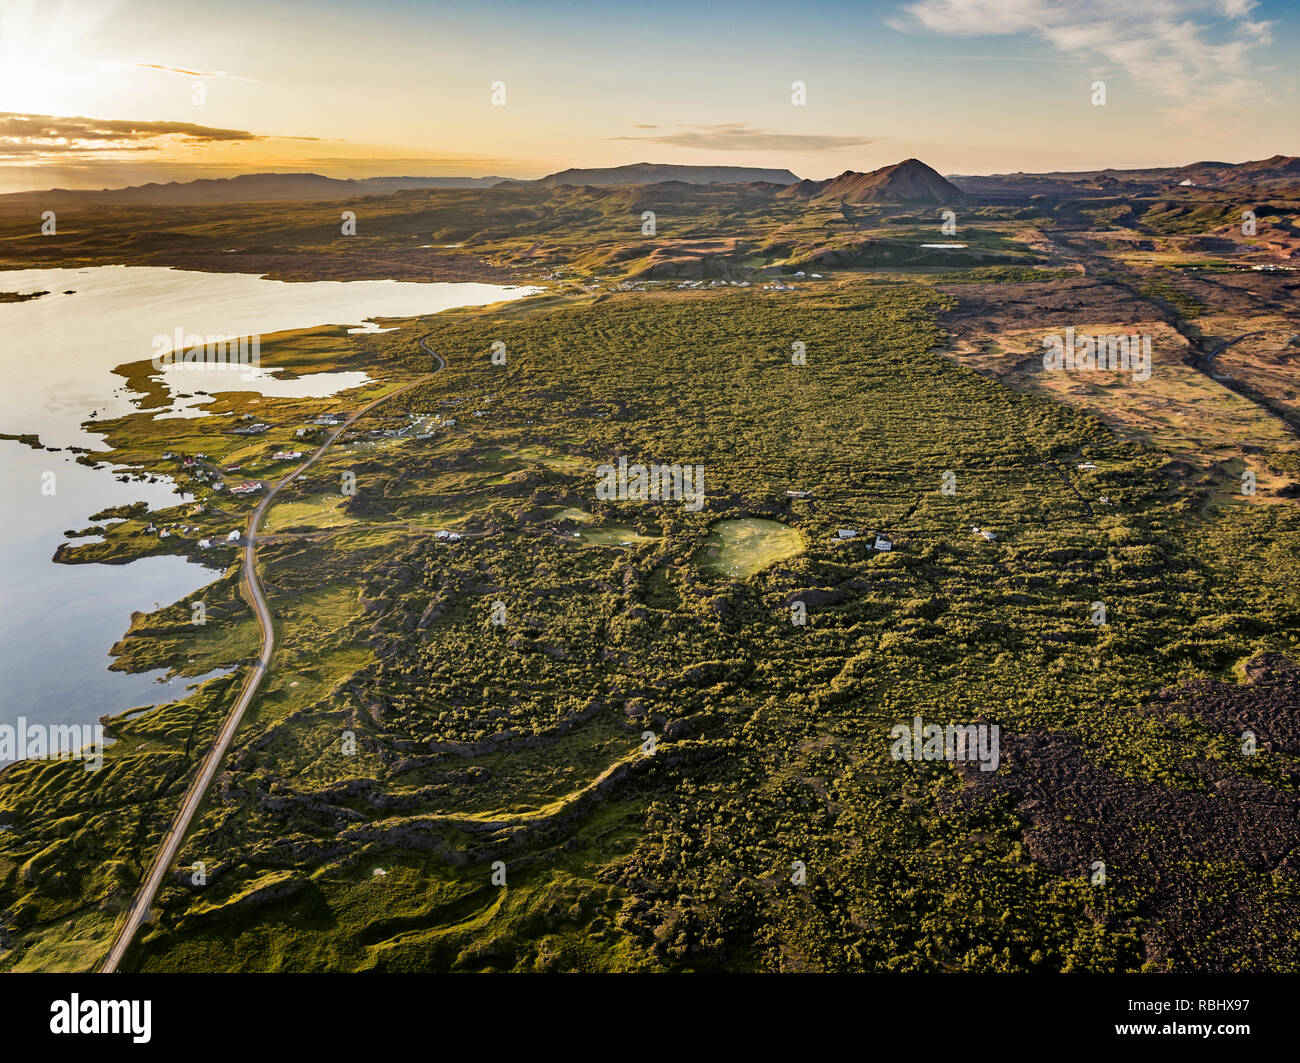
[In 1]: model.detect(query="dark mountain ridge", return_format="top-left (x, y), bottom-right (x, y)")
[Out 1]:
top-left (780, 159), bottom-right (965, 204)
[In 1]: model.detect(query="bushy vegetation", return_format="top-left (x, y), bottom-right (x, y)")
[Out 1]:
top-left (3, 278), bottom-right (1298, 973)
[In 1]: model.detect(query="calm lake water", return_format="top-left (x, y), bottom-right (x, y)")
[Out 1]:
top-left (0, 265), bottom-right (535, 751)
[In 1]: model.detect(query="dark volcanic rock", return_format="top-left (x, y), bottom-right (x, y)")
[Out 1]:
top-left (1145, 655), bottom-right (1300, 756)
top-left (960, 718), bottom-right (1300, 971)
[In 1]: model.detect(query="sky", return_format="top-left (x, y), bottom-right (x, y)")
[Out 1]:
top-left (0, 0), bottom-right (1296, 193)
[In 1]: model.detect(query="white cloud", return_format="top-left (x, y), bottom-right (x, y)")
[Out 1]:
top-left (895, 0), bottom-right (1274, 105)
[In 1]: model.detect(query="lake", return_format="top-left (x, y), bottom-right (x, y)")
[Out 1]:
top-left (0, 265), bottom-right (535, 754)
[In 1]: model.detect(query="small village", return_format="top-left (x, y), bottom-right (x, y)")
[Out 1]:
top-left (127, 403), bottom-right (469, 554)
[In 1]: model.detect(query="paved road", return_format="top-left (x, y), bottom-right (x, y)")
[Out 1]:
top-left (100, 338), bottom-right (440, 972)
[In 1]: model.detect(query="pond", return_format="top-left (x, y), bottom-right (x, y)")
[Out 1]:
top-left (696, 517), bottom-right (804, 578)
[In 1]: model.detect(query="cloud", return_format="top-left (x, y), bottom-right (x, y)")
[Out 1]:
top-left (893, 0), bottom-right (1273, 106)
top-left (133, 63), bottom-right (256, 82)
top-left (0, 113), bottom-right (314, 162)
top-left (611, 123), bottom-right (876, 152)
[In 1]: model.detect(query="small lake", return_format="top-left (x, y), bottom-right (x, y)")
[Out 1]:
top-left (0, 266), bottom-right (536, 448)
top-left (156, 365), bottom-right (374, 418)
top-left (0, 265), bottom-right (536, 746)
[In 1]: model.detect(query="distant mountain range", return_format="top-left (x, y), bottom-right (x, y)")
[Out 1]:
top-left (0, 163), bottom-right (798, 205)
top-left (779, 159), bottom-right (964, 205)
top-left (949, 155), bottom-right (1300, 196)
top-left (1, 172), bottom-right (510, 205)
top-left (496, 162), bottom-right (800, 189)
top-left (2, 155), bottom-right (1294, 206)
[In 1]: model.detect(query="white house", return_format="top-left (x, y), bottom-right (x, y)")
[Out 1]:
top-left (874, 536), bottom-right (892, 551)
top-left (227, 530), bottom-right (241, 542)
top-left (838, 528), bottom-right (858, 539)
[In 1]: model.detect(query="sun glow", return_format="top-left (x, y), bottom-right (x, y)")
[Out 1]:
top-left (0, 0), bottom-right (124, 116)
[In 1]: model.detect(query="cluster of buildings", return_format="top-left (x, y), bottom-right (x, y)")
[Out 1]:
top-left (145, 518), bottom-right (212, 543)
top-left (674, 279), bottom-right (752, 290)
top-left (836, 528), bottom-right (893, 551)
top-left (356, 412), bottom-right (458, 445)
top-left (197, 530), bottom-right (246, 548)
